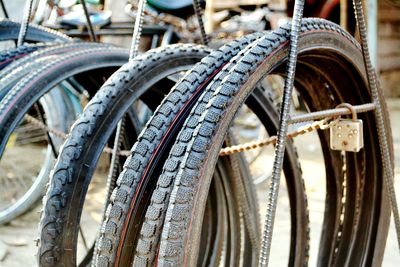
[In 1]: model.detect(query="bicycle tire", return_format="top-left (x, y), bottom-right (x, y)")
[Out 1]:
top-left (0, 18), bottom-right (71, 42)
top-left (95, 31), bottom-right (308, 267)
top-left (0, 42), bottom-right (112, 100)
top-left (37, 44), bottom-right (210, 267)
top-left (93, 34), bottom-right (262, 267)
top-left (0, 42), bottom-right (51, 70)
top-left (0, 47), bottom-right (129, 226)
top-left (144, 74), bottom-right (308, 266)
top-left (158, 18), bottom-right (392, 266)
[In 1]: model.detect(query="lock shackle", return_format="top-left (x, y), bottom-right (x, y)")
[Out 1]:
top-left (335, 103), bottom-right (358, 121)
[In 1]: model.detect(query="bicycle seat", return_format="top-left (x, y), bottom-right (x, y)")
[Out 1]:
top-left (59, 10), bottom-right (112, 28)
top-left (147, 0), bottom-right (201, 18)
top-left (147, 0), bottom-right (193, 11)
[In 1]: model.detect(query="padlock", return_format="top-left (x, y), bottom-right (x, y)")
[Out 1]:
top-left (330, 103), bottom-right (364, 152)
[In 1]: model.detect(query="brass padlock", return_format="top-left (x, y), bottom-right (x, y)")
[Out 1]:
top-left (330, 103), bottom-right (364, 152)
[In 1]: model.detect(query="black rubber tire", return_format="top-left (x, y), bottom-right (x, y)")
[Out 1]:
top-left (0, 18), bottom-right (71, 43)
top-left (157, 18), bottom-right (392, 267)
top-left (0, 47), bottom-right (129, 152)
top-left (149, 79), bottom-right (308, 266)
top-left (97, 29), bottom-right (309, 267)
top-left (0, 47), bottom-right (129, 227)
top-left (37, 44), bottom-right (210, 267)
top-left (0, 42), bottom-right (51, 70)
top-left (93, 34), bottom-right (267, 267)
top-left (0, 42), bottom-right (112, 99)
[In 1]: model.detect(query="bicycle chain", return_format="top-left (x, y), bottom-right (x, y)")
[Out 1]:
top-left (220, 118), bottom-right (334, 156)
top-left (24, 113), bottom-right (335, 158)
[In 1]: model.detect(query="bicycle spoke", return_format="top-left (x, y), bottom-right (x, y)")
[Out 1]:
top-left (33, 103), bottom-right (58, 158)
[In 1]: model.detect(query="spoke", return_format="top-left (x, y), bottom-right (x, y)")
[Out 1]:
top-left (80, 0), bottom-right (97, 42)
top-left (34, 103), bottom-right (59, 158)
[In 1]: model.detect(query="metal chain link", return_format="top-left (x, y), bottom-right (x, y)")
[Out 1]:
top-left (25, 101), bottom-right (376, 158)
top-left (24, 114), bottom-right (333, 158)
top-left (23, 114), bottom-right (131, 156)
top-left (24, 113), bottom-right (333, 159)
top-left (24, 114), bottom-right (66, 139)
top-left (220, 118), bottom-right (336, 156)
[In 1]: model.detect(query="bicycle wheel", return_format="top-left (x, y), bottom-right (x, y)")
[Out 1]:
top-left (0, 42), bottom-right (112, 100)
top-left (37, 44), bottom-right (210, 267)
top-left (0, 43), bottom-right (52, 70)
top-left (0, 18), bottom-right (71, 43)
top-left (0, 47), bottom-right (129, 227)
top-left (157, 18), bottom-right (392, 266)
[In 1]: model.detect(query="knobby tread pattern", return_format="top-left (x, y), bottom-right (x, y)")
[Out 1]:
top-left (0, 46), bottom-right (130, 264)
top-left (134, 35), bottom-right (265, 267)
top-left (0, 48), bottom-right (128, 151)
top-left (157, 18), bottom-right (358, 266)
top-left (0, 48), bottom-right (127, 117)
top-left (94, 34), bottom-right (263, 267)
top-left (0, 42), bottom-right (112, 82)
top-left (37, 44), bottom-right (210, 267)
top-left (0, 43), bottom-right (50, 69)
top-left (0, 18), bottom-right (71, 42)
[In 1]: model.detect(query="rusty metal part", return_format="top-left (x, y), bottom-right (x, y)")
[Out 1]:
top-left (24, 114), bottom-right (66, 139)
top-left (353, 0), bottom-right (400, 249)
top-left (25, 100), bottom-right (377, 158)
top-left (130, 0), bottom-right (147, 59)
top-left (18, 0), bottom-right (34, 46)
top-left (220, 118), bottom-right (333, 156)
top-left (289, 103), bottom-right (375, 123)
top-left (192, 0), bottom-right (209, 45)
